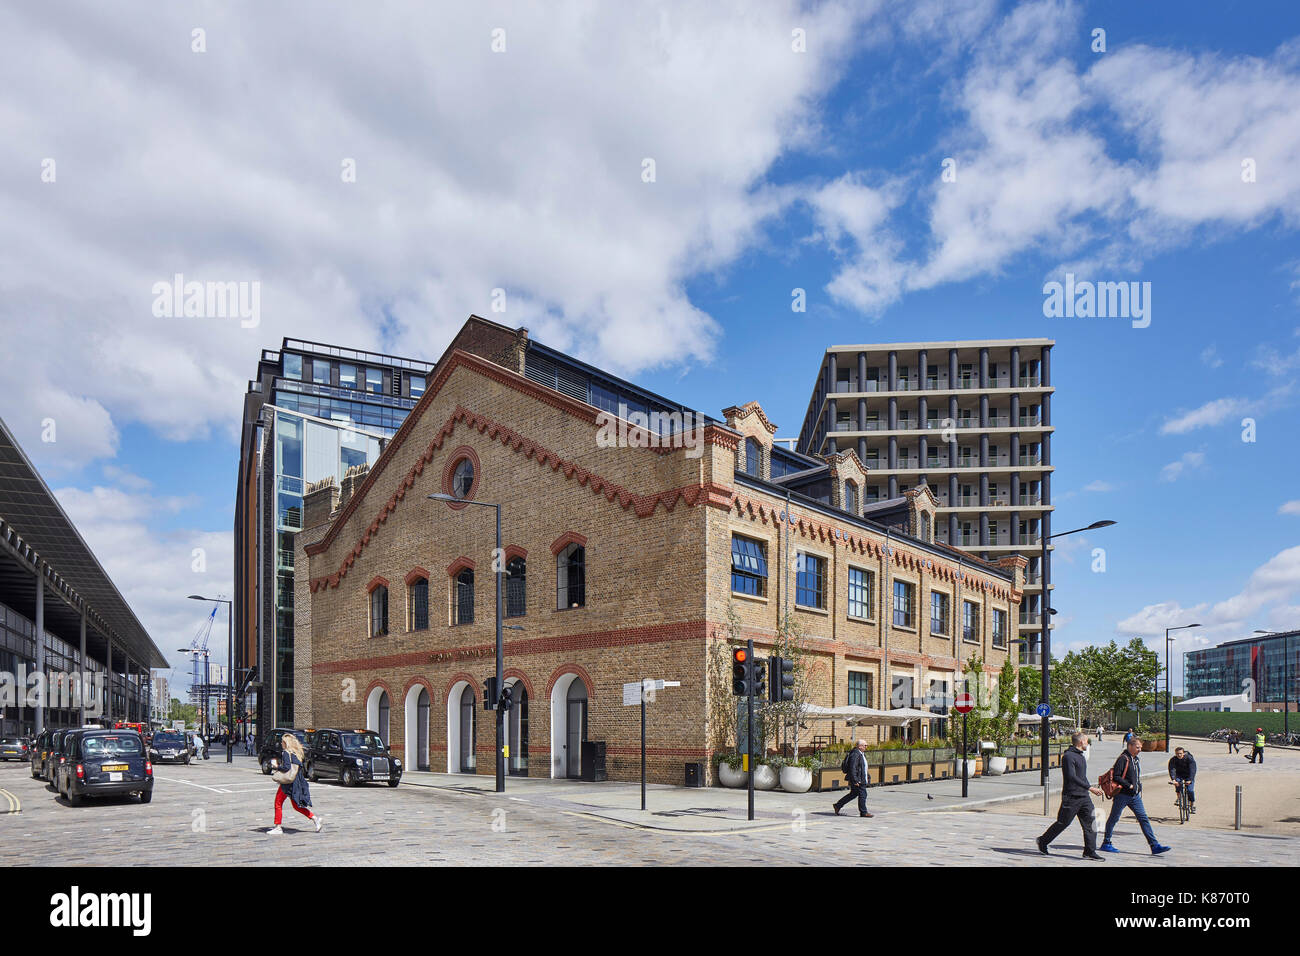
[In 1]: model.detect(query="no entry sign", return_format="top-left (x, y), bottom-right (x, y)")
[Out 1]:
top-left (954, 692), bottom-right (974, 714)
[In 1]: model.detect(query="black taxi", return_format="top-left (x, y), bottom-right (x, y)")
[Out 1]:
top-left (57, 729), bottom-right (153, 806)
top-left (306, 729), bottom-right (401, 787)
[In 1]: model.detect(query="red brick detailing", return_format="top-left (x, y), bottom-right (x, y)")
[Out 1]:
top-left (363, 678), bottom-right (392, 702)
top-left (444, 672), bottom-right (481, 704)
top-left (306, 403), bottom-right (734, 590)
top-left (503, 545), bottom-right (527, 562)
top-left (545, 663), bottom-right (595, 701)
top-left (401, 675), bottom-right (434, 699)
top-left (365, 576), bottom-right (389, 594)
top-left (439, 445), bottom-right (481, 511)
top-left (549, 531), bottom-right (588, 556)
top-left (721, 401), bottom-right (778, 434)
top-left (447, 556), bottom-right (477, 578)
top-left (311, 620), bottom-right (707, 676)
top-left (404, 567), bottom-right (430, 586)
top-left (502, 668), bottom-right (535, 698)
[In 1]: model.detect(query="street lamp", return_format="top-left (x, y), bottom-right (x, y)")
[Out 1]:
top-left (1255, 630), bottom-right (1290, 735)
top-left (429, 493), bottom-right (505, 794)
top-left (188, 595), bottom-right (234, 764)
top-left (1039, 519), bottom-right (1115, 791)
top-left (1165, 623), bottom-right (1201, 747)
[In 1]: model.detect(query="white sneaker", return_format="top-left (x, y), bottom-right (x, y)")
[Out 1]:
top-left (267, 825), bottom-right (283, 835)
top-left (313, 815), bottom-right (323, 833)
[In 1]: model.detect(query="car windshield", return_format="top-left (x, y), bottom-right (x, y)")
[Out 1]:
top-left (153, 734), bottom-right (184, 746)
top-left (1, 738), bottom-right (22, 745)
top-left (82, 735), bottom-right (143, 757)
top-left (340, 733), bottom-right (385, 753)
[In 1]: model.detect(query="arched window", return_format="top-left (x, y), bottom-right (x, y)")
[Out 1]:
top-left (921, 512), bottom-right (932, 542)
top-left (377, 691), bottom-right (390, 745)
top-left (505, 556), bottom-right (526, 617)
top-left (557, 544), bottom-right (586, 609)
top-left (370, 585), bottom-right (388, 637)
top-left (409, 577), bottom-right (429, 631)
top-left (459, 685), bottom-right (476, 773)
top-left (508, 683), bottom-right (529, 776)
top-left (454, 569), bottom-right (475, 625)
top-left (844, 481), bottom-right (858, 515)
top-left (744, 437), bottom-right (761, 477)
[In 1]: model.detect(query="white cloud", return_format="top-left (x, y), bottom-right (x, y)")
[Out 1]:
top-left (1083, 480), bottom-right (1114, 493)
top-left (1160, 450), bottom-right (1206, 482)
top-left (1280, 500), bottom-right (1300, 516)
top-left (1159, 384), bottom-right (1294, 434)
top-left (1200, 345), bottom-right (1224, 369)
top-left (0, 0), bottom-right (867, 464)
top-left (1116, 546), bottom-right (1300, 646)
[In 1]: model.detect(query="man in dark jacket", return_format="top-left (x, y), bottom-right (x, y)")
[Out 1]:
top-left (1100, 735), bottom-right (1171, 855)
top-left (1167, 747), bottom-right (1197, 813)
top-left (832, 739), bottom-right (874, 818)
top-left (1038, 732), bottom-right (1105, 860)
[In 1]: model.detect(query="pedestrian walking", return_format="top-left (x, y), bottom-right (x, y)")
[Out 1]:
top-left (1227, 729), bottom-right (1238, 754)
top-left (1097, 724), bottom-right (1104, 743)
top-left (1100, 735), bottom-right (1171, 855)
top-left (1038, 731), bottom-right (1105, 860)
top-left (267, 733), bottom-right (321, 835)
top-left (1249, 727), bottom-right (1265, 764)
top-left (832, 739), bottom-right (874, 818)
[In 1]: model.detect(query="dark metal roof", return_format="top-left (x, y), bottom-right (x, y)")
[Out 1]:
top-left (0, 417), bottom-right (166, 669)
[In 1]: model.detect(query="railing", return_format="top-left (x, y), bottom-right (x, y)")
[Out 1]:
top-left (1018, 455), bottom-right (1042, 466)
top-left (1020, 613), bottom-right (1041, 627)
top-left (863, 420), bottom-right (886, 430)
top-left (896, 457), bottom-right (918, 468)
top-left (1019, 495), bottom-right (1042, 505)
top-left (987, 416), bottom-right (1010, 427)
top-left (1018, 376), bottom-right (1042, 388)
top-left (1018, 417), bottom-right (1042, 427)
top-left (957, 495), bottom-right (978, 506)
top-left (952, 534), bottom-right (979, 546)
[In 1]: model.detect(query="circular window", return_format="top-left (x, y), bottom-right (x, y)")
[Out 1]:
top-left (452, 458), bottom-right (475, 499)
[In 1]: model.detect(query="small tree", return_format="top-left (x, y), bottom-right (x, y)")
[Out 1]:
top-left (760, 610), bottom-right (823, 758)
top-left (994, 658), bottom-right (1018, 746)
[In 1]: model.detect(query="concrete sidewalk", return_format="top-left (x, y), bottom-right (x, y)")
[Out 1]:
top-left (398, 763), bottom-right (1168, 833)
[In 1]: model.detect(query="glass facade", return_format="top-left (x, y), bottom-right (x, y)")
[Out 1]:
top-left (1184, 634), bottom-right (1300, 704)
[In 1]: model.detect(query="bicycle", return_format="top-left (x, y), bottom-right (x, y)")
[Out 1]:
top-left (1171, 778), bottom-right (1192, 824)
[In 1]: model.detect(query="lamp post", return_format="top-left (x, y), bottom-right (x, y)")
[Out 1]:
top-left (1165, 623), bottom-right (1201, 747)
top-left (188, 595), bottom-right (234, 763)
top-left (1038, 520), bottom-right (1115, 789)
top-left (429, 493), bottom-right (504, 793)
top-left (1255, 630), bottom-right (1289, 735)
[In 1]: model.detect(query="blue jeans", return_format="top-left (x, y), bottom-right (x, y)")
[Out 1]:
top-left (1173, 778), bottom-right (1194, 804)
top-left (1104, 791), bottom-right (1158, 846)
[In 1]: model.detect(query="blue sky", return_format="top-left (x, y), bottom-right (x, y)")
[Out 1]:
top-left (2, 0), bottom-right (1298, 696)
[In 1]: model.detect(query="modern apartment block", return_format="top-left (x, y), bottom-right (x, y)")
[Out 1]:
top-left (796, 339), bottom-right (1054, 663)
top-left (235, 339), bottom-right (437, 736)
top-left (1184, 631), bottom-right (1300, 708)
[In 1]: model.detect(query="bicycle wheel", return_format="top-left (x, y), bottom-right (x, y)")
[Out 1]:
top-left (1179, 786), bottom-right (1190, 824)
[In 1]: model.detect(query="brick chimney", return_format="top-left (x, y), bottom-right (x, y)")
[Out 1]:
top-left (302, 477), bottom-right (339, 530)
top-left (338, 462), bottom-right (371, 511)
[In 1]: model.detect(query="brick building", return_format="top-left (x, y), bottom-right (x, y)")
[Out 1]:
top-left (294, 317), bottom-right (1024, 784)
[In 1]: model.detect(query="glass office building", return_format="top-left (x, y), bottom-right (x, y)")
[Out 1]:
top-left (236, 340), bottom-right (434, 735)
top-left (1184, 631), bottom-right (1300, 706)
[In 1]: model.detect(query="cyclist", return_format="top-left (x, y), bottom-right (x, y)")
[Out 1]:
top-left (1167, 746), bottom-right (1197, 814)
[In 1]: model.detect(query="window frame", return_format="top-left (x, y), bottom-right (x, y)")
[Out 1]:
top-left (892, 578), bottom-right (916, 630)
top-left (453, 569), bottom-right (475, 626)
top-left (847, 566), bottom-right (874, 620)
top-left (369, 585), bottom-right (389, 638)
top-left (556, 543), bottom-right (586, 610)
top-left (930, 589), bottom-right (950, 636)
top-left (408, 577), bottom-right (429, 631)
top-left (795, 552), bottom-right (826, 610)
top-left (505, 556), bottom-right (527, 618)
top-left (730, 534), bottom-right (768, 598)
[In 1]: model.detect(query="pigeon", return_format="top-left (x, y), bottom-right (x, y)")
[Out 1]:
top-left (927, 794), bottom-right (934, 800)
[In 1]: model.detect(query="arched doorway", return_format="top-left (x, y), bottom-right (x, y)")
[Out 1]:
top-left (458, 685), bottom-right (476, 773)
top-left (404, 683), bottom-right (430, 772)
top-left (505, 679), bottom-right (529, 777)
top-left (445, 679), bottom-right (476, 774)
top-left (548, 673), bottom-right (588, 779)
top-left (366, 686), bottom-right (389, 743)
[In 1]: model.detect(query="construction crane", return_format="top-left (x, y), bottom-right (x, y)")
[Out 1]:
top-left (184, 606), bottom-right (217, 737)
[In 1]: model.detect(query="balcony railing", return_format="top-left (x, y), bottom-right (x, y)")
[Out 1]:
top-left (987, 416), bottom-right (1010, 427)
top-left (1018, 455), bottom-right (1043, 466)
top-left (1018, 376), bottom-right (1042, 388)
top-left (1018, 416), bottom-right (1043, 427)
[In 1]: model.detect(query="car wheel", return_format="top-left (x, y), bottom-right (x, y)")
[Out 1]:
top-left (387, 777), bottom-right (400, 788)
top-left (262, 759), bottom-right (273, 776)
top-left (139, 789), bottom-right (152, 804)
top-left (342, 767), bottom-right (358, 787)
top-left (184, 756), bottom-right (190, 766)
top-left (67, 789), bottom-right (81, 807)
top-left (307, 762), bottom-right (317, 782)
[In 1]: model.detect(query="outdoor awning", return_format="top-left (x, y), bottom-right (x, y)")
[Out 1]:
top-left (1017, 713), bottom-right (1077, 724)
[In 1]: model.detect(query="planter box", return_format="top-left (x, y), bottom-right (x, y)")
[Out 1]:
top-left (717, 763), bottom-right (747, 788)
top-left (1142, 739), bottom-right (1167, 752)
top-left (881, 761), bottom-right (908, 784)
top-left (753, 764), bottom-right (779, 790)
top-left (986, 755), bottom-right (1008, 776)
top-left (813, 767), bottom-right (845, 792)
top-left (780, 766), bottom-right (813, 793)
top-left (908, 761), bottom-right (933, 782)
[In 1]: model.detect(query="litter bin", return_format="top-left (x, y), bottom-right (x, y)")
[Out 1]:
top-left (684, 762), bottom-right (703, 787)
top-left (581, 741), bottom-right (607, 782)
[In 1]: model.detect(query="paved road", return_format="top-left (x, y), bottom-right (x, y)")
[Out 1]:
top-left (3, 750), bottom-right (1295, 866)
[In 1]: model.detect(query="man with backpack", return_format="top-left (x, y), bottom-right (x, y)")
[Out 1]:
top-left (832, 739), bottom-right (874, 818)
top-left (1100, 734), bottom-right (1171, 855)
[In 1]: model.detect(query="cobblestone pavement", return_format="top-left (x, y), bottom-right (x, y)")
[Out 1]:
top-left (2, 749), bottom-right (1295, 866)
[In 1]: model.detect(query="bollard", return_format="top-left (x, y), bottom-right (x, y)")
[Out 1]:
top-left (1043, 781), bottom-right (1050, 816)
top-left (1235, 785), bottom-right (1242, 831)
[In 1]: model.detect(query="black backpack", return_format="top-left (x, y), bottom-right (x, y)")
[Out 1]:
top-left (840, 751), bottom-right (855, 778)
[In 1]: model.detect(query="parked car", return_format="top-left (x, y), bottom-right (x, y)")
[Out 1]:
top-left (258, 727), bottom-right (307, 775)
top-left (57, 729), bottom-right (153, 806)
top-left (306, 729), bottom-right (402, 787)
top-left (148, 731), bottom-right (190, 765)
top-left (29, 729), bottom-right (51, 779)
top-left (40, 729), bottom-right (72, 782)
top-left (0, 737), bottom-right (28, 761)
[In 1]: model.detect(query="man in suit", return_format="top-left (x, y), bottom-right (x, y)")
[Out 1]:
top-left (1037, 731), bottom-right (1105, 860)
top-left (833, 739), bottom-right (874, 818)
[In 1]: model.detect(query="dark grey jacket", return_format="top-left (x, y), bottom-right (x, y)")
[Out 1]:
top-left (844, 749), bottom-right (868, 786)
top-left (1060, 747), bottom-right (1092, 800)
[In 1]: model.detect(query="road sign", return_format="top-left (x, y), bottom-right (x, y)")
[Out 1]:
top-left (954, 692), bottom-right (974, 714)
top-left (623, 679), bottom-right (678, 706)
top-left (1036, 702), bottom-right (1052, 718)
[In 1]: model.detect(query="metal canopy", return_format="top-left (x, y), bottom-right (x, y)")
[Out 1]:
top-left (0, 417), bottom-right (166, 671)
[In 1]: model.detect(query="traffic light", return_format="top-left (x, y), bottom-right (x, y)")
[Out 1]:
top-left (769, 656), bottom-right (794, 703)
top-left (732, 647), bottom-right (750, 696)
top-left (499, 683), bottom-right (514, 711)
top-left (752, 657), bottom-right (767, 699)
top-left (483, 676), bottom-right (499, 711)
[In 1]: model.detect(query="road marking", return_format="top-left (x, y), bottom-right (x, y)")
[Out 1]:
top-left (153, 775), bottom-right (229, 793)
top-left (0, 789), bottom-right (19, 813)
